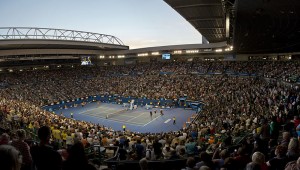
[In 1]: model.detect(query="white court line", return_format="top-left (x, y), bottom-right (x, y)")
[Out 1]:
top-left (97, 117), bottom-right (145, 126)
top-left (85, 112), bottom-right (135, 118)
top-left (78, 107), bottom-right (102, 114)
top-left (114, 114), bottom-right (135, 118)
top-left (83, 109), bottom-right (137, 119)
top-left (78, 105), bottom-right (118, 114)
top-left (125, 111), bottom-right (149, 122)
top-left (106, 109), bottom-right (136, 118)
top-left (99, 108), bottom-right (121, 113)
top-left (81, 107), bottom-right (132, 116)
top-left (79, 106), bottom-right (153, 126)
top-left (143, 115), bottom-right (162, 127)
top-left (164, 119), bottom-right (171, 123)
top-left (99, 111), bottom-right (150, 126)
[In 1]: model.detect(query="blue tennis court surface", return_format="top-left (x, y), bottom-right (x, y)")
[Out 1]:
top-left (54, 102), bottom-right (196, 133)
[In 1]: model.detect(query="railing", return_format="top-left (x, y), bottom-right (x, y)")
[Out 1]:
top-left (0, 27), bottom-right (125, 46)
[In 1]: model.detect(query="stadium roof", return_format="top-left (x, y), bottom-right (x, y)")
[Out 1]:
top-left (165, 0), bottom-right (300, 53)
top-left (0, 27), bottom-right (129, 51)
top-left (164, 0), bottom-right (228, 43)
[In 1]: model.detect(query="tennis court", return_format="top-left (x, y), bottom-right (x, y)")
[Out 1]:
top-left (78, 103), bottom-right (160, 126)
top-left (55, 102), bottom-right (196, 133)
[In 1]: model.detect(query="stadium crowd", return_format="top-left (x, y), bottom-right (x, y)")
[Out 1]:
top-left (0, 60), bottom-right (300, 170)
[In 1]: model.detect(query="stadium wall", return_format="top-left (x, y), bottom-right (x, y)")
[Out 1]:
top-left (42, 95), bottom-right (201, 112)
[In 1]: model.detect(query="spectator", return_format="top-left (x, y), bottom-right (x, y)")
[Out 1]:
top-left (213, 149), bottom-right (229, 170)
top-left (270, 116), bottom-right (279, 140)
top-left (185, 138), bottom-right (197, 156)
top-left (145, 143), bottom-right (155, 160)
top-left (281, 132), bottom-right (291, 148)
top-left (195, 151), bottom-right (215, 169)
top-left (0, 133), bottom-right (10, 145)
top-left (285, 156), bottom-right (300, 170)
top-left (178, 147), bottom-right (187, 158)
top-left (31, 126), bottom-right (62, 170)
top-left (169, 150), bottom-right (180, 160)
top-left (11, 129), bottom-right (32, 170)
top-left (135, 139), bottom-right (145, 160)
top-left (183, 157), bottom-right (197, 170)
top-left (117, 143), bottom-right (127, 160)
top-left (286, 138), bottom-right (299, 161)
top-left (296, 123), bottom-right (300, 140)
top-left (153, 138), bottom-right (163, 159)
top-left (62, 141), bottom-right (97, 170)
top-left (176, 140), bottom-right (186, 155)
top-left (252, 151), bottom-right (268, 170)
top-left (266, 145), bottom-right (288, 170)
top-left (233, 147), bottom-right (251, 169)
top-left (162, 144), bottom-right (173, 159)
top-left (246, 162), bottom-right (261, 170)
top-left (221, 157), bottom-right (236, 170)
top-left (0, 145), bottom-right (22, 170)
top-left (139, 157), bottom-right (148, 170)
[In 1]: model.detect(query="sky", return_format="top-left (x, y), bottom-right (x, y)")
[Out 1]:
top-left (0, 0), bottom-right (202, 49)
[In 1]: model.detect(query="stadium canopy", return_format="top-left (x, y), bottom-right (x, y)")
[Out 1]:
top-left (165, 0), bottom-right (300, 54)
top-left (164, 0), bottom-right (235, 43)
top-left (0, 27), bottom-right (129, 51)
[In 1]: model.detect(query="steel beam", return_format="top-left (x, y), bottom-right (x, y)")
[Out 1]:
top-left (174, 3), bottom-right (222, 9)
top-left (203, 33), bottom-right (226, 35)
top-left (187, 17), bottom-right (224, 22)
top-left (0, 27), bottom-right (126, 46)
top-left (196, 27), bottom-right (225, 29)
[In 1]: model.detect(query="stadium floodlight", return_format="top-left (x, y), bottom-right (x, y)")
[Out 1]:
top-left (173, 50), bottom-right (182, 54)
top-left (215, 49), bottom-right (223, 52)
top-left (117, 55), bottom-right (125, 58)
top-left (137, 53), bottom-right (148, 57)
top-left (186, 50), bottom-right (199, 54)
top-left (151, 52), bottom-right (159, 56)
top-left (225, 48), bottom-right (233, 51)
top-left (99, 55), bottom-right (105, 59)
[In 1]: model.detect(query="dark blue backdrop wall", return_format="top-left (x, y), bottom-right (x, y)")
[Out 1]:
top-left (42, 95), bottom-right (202, 112)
